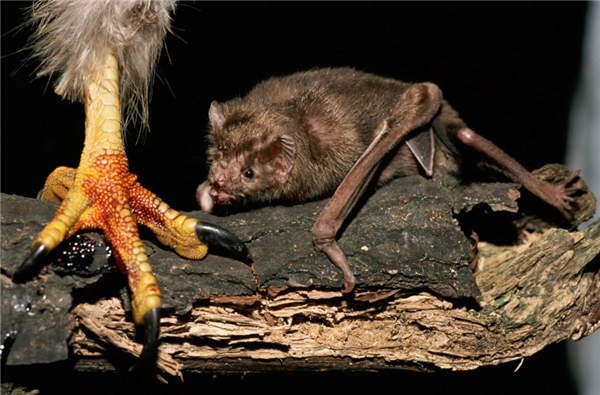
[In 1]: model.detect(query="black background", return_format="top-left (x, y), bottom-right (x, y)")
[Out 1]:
top-left (1, 2), bottom-right (588, 394)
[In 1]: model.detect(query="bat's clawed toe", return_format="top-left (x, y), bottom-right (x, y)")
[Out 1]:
top-left (129, 308), bottom-right (161, 373)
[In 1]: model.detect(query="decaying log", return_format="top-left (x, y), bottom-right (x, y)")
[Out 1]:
top-left (1, 165), bottom-right (599, 378)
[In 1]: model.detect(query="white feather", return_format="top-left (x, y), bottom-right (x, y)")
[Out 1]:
top-left (25, 0), bottom-right (177, 127)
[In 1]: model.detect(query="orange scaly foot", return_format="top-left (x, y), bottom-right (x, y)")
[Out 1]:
top-left (12, 50), bottom-right (249, 371)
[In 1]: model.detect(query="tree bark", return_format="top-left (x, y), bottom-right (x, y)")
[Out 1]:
top-left (1, 165), bottom-right (598, 379)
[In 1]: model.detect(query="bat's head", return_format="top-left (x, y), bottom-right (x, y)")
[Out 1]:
top-left (197, 101), bottom-right (297, 212)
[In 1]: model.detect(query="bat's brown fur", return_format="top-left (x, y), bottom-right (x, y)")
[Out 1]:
top-left (198, 68), bottom-right (582, 293)
top-left (198, 67), bottom-right (581, 219)
top-left (198, 68), bottom-right (468, 209)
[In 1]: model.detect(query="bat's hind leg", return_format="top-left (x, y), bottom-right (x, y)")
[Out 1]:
top-left (456, 128), bottom-right (584, 220)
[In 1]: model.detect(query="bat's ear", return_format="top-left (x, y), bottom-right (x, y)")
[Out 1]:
top-left (259, 134), bottom-right (296, 178)
top-left (209, 101), bottom-right (226, 130)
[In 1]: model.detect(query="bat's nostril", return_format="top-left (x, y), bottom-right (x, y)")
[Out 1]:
top-left (213, 178), bottom-right (224, 188)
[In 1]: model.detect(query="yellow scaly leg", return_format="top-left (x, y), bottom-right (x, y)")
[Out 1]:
top-left (14, 50), bottom-right (249, 370)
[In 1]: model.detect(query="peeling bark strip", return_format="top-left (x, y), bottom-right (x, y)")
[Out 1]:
top-left (70, 217), bottom-right (599, 377)
top-left (1, 164), bottom-right (599, 376)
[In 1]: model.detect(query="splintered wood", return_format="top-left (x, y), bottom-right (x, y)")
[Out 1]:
top-left (71, 220), bottom-right (600, 377)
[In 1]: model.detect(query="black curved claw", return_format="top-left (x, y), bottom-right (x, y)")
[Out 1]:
top-left (129, 308), bottom-right (160, 373)
top-left (196, 222), bottom-right (252, 264)
top-left (1, 331), bottom-right (18, 365)
top-left (12, 243), bottom-right (49, 283)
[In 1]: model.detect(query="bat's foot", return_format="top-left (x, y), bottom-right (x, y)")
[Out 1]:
top-left (456, 128), bottom-right (585, 221)
top-left (536, 169), bottom-right (582, 220)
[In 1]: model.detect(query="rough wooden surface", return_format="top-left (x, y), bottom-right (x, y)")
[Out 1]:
top-left (1, 165), bottom-right (598, 378)
top-left (68, 220), bottom-right (599, 377)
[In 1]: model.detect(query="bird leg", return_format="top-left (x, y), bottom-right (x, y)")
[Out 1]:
top-left (13, 49), bottom-right (249, 370)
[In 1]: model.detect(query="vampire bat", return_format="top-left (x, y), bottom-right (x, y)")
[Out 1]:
top-left (197, 67), bottom-right (582, 293)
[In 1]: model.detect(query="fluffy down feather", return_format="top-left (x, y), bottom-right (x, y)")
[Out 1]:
top-left (25, 0), bottom-right (176, 127)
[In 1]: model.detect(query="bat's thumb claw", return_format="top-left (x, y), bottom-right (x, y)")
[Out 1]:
top-left (129, 308), bottom-right (161, 373)
top-left (195, 222), bottom-right (252, 264)
top-left (343, 275), bottom-right (356, 294)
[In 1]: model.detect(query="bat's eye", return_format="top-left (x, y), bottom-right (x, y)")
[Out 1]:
top-left (243, 169), bottom-right (254, 179)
